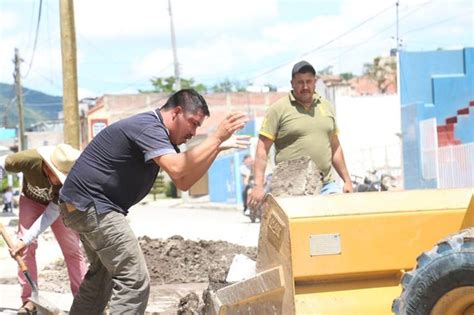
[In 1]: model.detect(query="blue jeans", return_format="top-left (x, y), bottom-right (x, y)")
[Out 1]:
top-left (320, 181), bottom-right (341, 195)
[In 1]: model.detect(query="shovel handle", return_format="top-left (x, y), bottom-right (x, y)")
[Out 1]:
top-left (0, 222), bottom-right (28, 272)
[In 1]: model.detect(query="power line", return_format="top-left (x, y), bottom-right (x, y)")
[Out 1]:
top-left (115, 63), bottom-right (174, 93)
top-left (236, 1), bottom-right (435, 82)
top-left (331, 5), bottom-right (473, 61)
top-left (45, 2), bottom-right (59, 87)
top-left (23, 1), bottom-right (37, 53)
top-left (76, 33), bottom-right (127, 66)
top-left (403, 9), bottom-right (474, 36)
top-left (24, 102), bottom-right (63, 106)
top-left (326, 1), bottom-right (436, 65)
top-left (74, 25), bottom-right (175, 93)
top-left (247, 3), bottom-right (395, 81)
top-left (23, 0), bottom-right (43, 79)
top-left (300, 4), bottom-right (395, 58)
top-left (29, 68), bottom-right (63, 92)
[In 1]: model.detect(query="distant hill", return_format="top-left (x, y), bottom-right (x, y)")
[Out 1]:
top-left (0, 83), bottom-right (62, 129)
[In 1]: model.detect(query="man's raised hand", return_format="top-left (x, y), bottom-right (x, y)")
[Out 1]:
top-left (219, 135), bottom-right (251, 151)
top-left (215, 112), bottom-right (249, 143)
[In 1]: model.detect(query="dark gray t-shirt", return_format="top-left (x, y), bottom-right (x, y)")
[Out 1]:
top-left (60, 110), bottom-right (179, 215)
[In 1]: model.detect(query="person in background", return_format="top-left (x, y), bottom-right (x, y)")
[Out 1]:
top-left (240, 154), bottom-right (253, 215)
top-left (0, 144), bottom-right (87, 314)
top-left (3, 186), bottom-right (13, 213)
top-left (58, 89), bottom-right (250, 315)
top-left (248, 60), bottom-right (352, 210)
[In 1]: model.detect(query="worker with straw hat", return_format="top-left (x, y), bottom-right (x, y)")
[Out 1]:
top-left (0, 144), bottom-right (87, 314)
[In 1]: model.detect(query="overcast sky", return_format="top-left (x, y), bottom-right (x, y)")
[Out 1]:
top-left (0, 0), bottom-right (472, 98)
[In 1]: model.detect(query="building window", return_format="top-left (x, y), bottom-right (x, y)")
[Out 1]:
top-left (91, 119), bottom-right (108, 138)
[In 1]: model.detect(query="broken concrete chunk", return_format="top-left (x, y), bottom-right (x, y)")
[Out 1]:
top-left (225, 254), bottom-right (257, 283)
top-left (270, 156), bottom-right (323, 197)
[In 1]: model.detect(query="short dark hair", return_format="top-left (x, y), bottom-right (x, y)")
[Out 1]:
top-left (161, 89), bottom-right (210, 116)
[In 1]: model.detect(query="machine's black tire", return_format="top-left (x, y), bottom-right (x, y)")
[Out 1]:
top-left (392, 228), bottom-right (474, 315)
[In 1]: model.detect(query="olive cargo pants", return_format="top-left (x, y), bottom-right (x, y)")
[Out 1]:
top-left (60, 204), bottom-right (150, 315)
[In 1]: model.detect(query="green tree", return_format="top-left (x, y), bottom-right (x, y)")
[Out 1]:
top-left (264, 84), bottom-right (277, 92)
top-left (363, 56), bottom-right (397, 93)
top-left (211, 79), bottom-right (248, 93)
top-left (165, 181), bottom-right (177, 198)
top-left (233, 81), bottom-right (247, 92)
top-left (150, 174), bottom-right (166, 201)
top-left (317, 65), bottom-right (333, 76)
top-left (140, 76), bottom-right (207, 94)
top-left (340, 72), bottom-right (354, 81)
top-left (212, 79), bottom-right (233, 93)
top-left (1, 174), bottom-right (20, 191)
top-left (363, 62), bottom-right (374, 76)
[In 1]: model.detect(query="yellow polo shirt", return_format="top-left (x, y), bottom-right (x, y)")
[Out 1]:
top-left (259, 92), bottom-right (338, 182)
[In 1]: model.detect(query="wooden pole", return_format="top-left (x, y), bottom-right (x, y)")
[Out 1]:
top-left (59, 0), bottom-right (80, 149)
top-left (13, 48), bottom-right (26, 151)
top-left (168, 0), bottom-right (189, 202)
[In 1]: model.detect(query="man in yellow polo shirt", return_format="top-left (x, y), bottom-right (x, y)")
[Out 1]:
top-left (248, 60), bottom-right (352, 208)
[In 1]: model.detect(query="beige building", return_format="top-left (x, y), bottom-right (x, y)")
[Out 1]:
top-left (85, 92), bottom-right (287, 142)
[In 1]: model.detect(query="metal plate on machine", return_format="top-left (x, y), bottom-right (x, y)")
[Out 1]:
top-left (309, 233), bottom-right (341, 256)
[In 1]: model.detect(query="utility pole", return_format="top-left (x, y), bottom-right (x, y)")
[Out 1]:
top-left (59, 0), bottom-right (80, 149)
top-left (168, 0), bottom-right (181, 91)
top-left (395, 1), bottom-right (404, 187)
top-left (396, 1), bottom-right (402, 51)
top-left (13, 48), bottom-right (26, 151)
top-left (168, 0), bottom-right (189, 202)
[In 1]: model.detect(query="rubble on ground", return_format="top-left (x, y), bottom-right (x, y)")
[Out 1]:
top-left (0, 235), bottom-right (257, 313)
top-left (140, 235), bottom-right (256, 285)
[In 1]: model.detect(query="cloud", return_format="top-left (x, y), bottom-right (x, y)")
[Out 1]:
top-left (0, 0), bottom-right (472, 97)
top-left (0, 9), bottom-right (17, 30)
top-left (74, 0), bottom-right (278, 39)
top-left (74, 0), bottom-right (168, 38)
top-left (123, 0), bottom-right (474, 92)
top-left (78, 87), bottom-right (97, 99)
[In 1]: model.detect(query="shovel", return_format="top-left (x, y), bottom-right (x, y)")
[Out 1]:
top-left (0, 222), bottom-right (64, 315)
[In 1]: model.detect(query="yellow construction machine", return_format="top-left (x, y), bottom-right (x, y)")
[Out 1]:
top-left (207, 188), bottom-right (473, 315)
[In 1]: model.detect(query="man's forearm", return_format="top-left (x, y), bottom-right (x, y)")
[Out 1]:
top-left (332, 147), bottom-right (351, 183)
top-left (253, 148), bottom-right (268, 187)
top-left (166, 135), bottom-right (222, 190)
top-left (253, 158), bottom-right (267, 187)
top-left (174, 145), bottom-right (220, 191)
top-left (254, 136), bottom-right (273, 187)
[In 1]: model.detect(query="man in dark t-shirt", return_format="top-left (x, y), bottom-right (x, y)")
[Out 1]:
top-left (59, 89), bottom-right (249, 314)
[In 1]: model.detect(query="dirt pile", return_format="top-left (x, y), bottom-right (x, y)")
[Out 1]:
top-left (1, 236), bottom-right (256, 295)
top-left (141, 235), bottom-right (257, 285)
top-left (40, 259), bottom-right (71, 293)
top-left (0, 236), bottom-right (256, 313)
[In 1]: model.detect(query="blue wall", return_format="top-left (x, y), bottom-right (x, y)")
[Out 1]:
top-left (237, 119), bottom-right (258, 137)
top-left (0, 128), bottom-right (16, 140)
top-left (400, 47), bottom-right (474, 189)
top-left (456, 110), bottom-right (474, 143)
top-left (208, 117), bottom-right (257, 204)
top-left (209, 149), bottom-right (250, 204)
